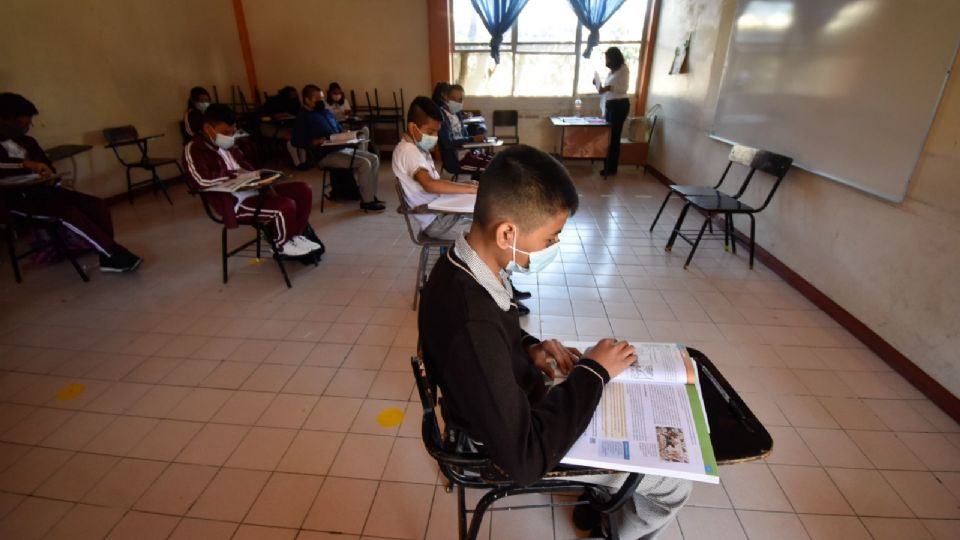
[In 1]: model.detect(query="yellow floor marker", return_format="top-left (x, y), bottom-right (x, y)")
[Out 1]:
top-left (376, 407), bottom-right (405, 428)
top-left (55, 383), bottom-right (86, 401)
top-left (247, 258), bottom-right (264, 266)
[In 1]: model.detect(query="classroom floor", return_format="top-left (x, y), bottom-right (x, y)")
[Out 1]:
top-left (0, 162), bottom-right (957, 540)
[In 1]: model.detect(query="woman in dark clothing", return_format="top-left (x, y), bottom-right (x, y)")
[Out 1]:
top-left (598, 47), bottom-right (631, 177)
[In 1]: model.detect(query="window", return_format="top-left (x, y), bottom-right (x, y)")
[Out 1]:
top-left (451, 0), bottom-right (649, 97)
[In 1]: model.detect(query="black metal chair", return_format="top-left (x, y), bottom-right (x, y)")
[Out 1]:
top-left (665, 149), bottom-right (793, 269)
top-left (191, 186), bottom-right (319, 288)
top-left (316, 142), bottom-right (361, 213)
top-left (650, 144), bottom-right (774, 233)
top-left (2, 213), bottom-right (89, 284)
top-left (411, 355), bottom-right (641, 540)
top-left (492, 110), bottom-right (519, 145)
top-left (102, 126), bottom-right (183, 205)
top-left (395, 181), bottom-right (454, 310)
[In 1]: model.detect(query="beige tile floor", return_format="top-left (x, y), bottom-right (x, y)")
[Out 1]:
top-left (0, 162), bottom-right (958, 539)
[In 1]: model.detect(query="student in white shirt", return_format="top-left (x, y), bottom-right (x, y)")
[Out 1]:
top-left (392, 96), bottom-right (477, 240)
top-left (598, 47), bottom-right (631, 177)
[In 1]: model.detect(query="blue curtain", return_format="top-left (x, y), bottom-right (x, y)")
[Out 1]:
top-left (568, 0), bottom-right (628, 58)
top-left (470, 0), bottom-right (530, 64)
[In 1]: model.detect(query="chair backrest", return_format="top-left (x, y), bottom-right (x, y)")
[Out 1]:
top-left (492, 110), bottom-right (518, 127)
top-left (102, 125), bottom-right (139, 146)
top-left (725, 144), bottom-right (794, 208)
top-left (395, 180), bottom-right (424, 246)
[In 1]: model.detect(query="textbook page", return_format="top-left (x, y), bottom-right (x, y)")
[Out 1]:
top-left (560, 342), bottom-right (694, 385)
top-left (329, 131), bottom-right (358, 143)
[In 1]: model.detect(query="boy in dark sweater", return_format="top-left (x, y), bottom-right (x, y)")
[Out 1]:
top-left (418, 145), bottom-right (692, 538)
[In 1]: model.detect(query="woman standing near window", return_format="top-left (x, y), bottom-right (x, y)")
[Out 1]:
top-left (598, 47), bottom-right (630, 177)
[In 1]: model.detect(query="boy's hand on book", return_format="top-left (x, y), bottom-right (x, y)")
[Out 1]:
top-left (527, 339), bottom-right (577, 378)
top-left (584, 339), bottom-right (637, 379)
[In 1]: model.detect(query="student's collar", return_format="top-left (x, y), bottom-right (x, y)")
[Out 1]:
top-left (450, 234), bottom-right (515, 312)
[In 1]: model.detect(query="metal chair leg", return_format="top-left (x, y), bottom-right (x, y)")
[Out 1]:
top-left (723, 213), bottom-right (730, 251)
top-left (5, 225), bottom-right (22, 283)
top-left (748, 214), bottom-right (756, 269)
top-left (684, 216), bottom-right (711, 270)
top-left (649, 191), bottom-right (673, 232)
top-left (413, 246), bottom-right (427, 310)
top-left (457, 484), bottom-right (468, 540)
top-left (320, 171), bottom-right (327, 213)
top-left (729, 213), bottom-right (737, 254)
top-left (665, 202), bottom-right (691, 252)
top-left (154, 170), bottom-right (173, 205)
top-left (126, 168), bottom-right (134, 204)
top-left (48, 223), bottom-right (89, 282)
top-left (221, 227), bottom-right (229, 283)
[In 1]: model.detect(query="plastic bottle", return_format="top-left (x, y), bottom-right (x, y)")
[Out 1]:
top-left (574, 97), bottom-right (582, 117)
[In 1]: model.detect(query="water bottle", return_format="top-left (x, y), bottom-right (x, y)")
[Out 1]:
top-left (574, 97), bottom-right (582, 117)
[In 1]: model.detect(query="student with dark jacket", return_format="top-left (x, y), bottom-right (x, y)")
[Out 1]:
top-left (418, 145), bottom-right (692, 538)
top-left (0, 93), bottom-right (142, 272)
top-left (183, 86), bottom-right (212, 139)
top-left (292, 84), bottom-right (384, 212)
top-left (257, 86), bottom-right (303, 167)
top-left (433, 82), bottom-right (490, 176)
top-left (184, 104), bottom-right (321, 258)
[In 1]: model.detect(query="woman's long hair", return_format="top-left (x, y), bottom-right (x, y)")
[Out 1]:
top-left (327, 82), bottom-right (345, 106)
top-left (605, 47), bottom-right (625, 71)
top-left (431, 81), bottom-right (450, 108)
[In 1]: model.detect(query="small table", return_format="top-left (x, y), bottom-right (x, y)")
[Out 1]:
top-left (550, 116), bottom-right (610, 162)
top-left (44, 144), bottom-right (92, 188)
top-left (427, 193), bottom-right (476, 214)
top-left (462, 138), bottom-right (503, 150)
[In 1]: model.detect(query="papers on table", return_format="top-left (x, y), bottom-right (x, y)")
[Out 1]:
top-left (558, 341), bottom-right (720, 484)
top-left (204, 169), bottom-right (283, 192)
top-left (462, 116), bottom-right (486, 124)
top-left (550, 116), bottom-right (608, 126)
top-left (427, 193), bottom-right (476, 214)
top-left (462, 137), bottom-right (503, 149)
top-left (0, 172), bottom-right (65, 187)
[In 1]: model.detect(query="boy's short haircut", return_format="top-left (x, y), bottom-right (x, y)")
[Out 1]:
top-left (474, 144), bottom-right (578, 230)
top-left (407, 96), bottom-right (443, 127)
top-left (301, 84), bottom-right (322, 101)
top-left (0, 93), bottom-right (39, 119)
top-left (203, 104), bottom-right (236, 126)
top-left (450, 84), bottom-right (465, 93)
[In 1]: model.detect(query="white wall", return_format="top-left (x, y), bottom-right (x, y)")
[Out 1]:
top-left (0, 0), bottom-right (248, 198)
top-left (646, 0), bottom-right (960, 396)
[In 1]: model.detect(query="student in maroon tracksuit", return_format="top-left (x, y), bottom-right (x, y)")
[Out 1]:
top-left (183, 104), bottom-right (321, 258)
top-left (0, 93), bottom-right (142, 272)
top-left (183, 86), bottom-right (211, 139)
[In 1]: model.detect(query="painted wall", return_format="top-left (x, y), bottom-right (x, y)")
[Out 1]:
top-left (646, 0), bottom-right (960, 396)
top-left (241, 0), bottom-right (432, 106)
top-left (0, 0), bottom-right (247, 198)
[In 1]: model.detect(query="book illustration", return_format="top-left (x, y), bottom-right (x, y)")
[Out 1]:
top-left (656, 426), bottom-right (689, 463)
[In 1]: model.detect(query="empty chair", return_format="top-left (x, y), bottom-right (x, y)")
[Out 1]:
top-left (102, 125), bottom-right (183, 204)
top-left (650, 144), bottom-right (773, 232)
top-left (492, 110), bottom-right (519, 145)
top-left (664, 148), bottom-right (793, 269)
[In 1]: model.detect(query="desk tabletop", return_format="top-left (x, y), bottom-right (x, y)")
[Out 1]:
top-left (462, 138), bottom-right (503, 149)
top-left (550, 116), bottom-right (609, 126)
top-left (427, 193), bottom-right (476, 214)
top-left (0, 172), bottom-right (65, 189)
top-left (44, 144), bottom-right (93, 162)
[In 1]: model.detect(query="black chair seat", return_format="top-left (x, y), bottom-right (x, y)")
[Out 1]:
top-left (685, 194), bottom-right (756, 213)
top-left (670, 185), bottom-right (724, 197)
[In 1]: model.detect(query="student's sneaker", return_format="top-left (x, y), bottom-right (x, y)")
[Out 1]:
top-left (516, 301), bottom-right (530, 316)
top-left (290, 235), bottom-right (322, 253)
top-left (360, 200), bottom-right (386, 212)
top-left (275, 240), bottom-right (312, 258)
top-left (512, 287), bottom-right (532, 300)
top-left (99, 250), bottom-right (143, 273)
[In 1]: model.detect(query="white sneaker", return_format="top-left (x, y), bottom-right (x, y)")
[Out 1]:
top-left (276, 240), bottom-right (311, 257)
top-left (291, 235), bottom-right (321, 252)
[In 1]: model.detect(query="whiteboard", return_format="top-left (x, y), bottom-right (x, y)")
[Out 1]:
top-left (711, 0), bottom-right (960, 202)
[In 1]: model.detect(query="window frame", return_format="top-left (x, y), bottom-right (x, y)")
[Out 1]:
top-left (449, 0), bottom-right (648, 98)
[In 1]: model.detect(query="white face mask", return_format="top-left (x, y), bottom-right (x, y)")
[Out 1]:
top-left (195, 101), bottom-right (211, 112)
top-left (415, 126), bottom-right (438, 152)
top-left (504, 227), bottom-right (561, 274)
top-left (447, 100), bottom-right (464, 114)
top-left (214, 133), bottom-right (235, 150)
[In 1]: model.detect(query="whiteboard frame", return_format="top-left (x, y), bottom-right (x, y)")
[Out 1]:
top-left (709, 13), bottom-right (960, 204)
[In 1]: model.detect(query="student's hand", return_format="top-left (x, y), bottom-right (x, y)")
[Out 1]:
top-left (23, 160), bottom-right (52, 176)
top-left (527, 339), bottom-right (578, 378)
top-left (583, 339), bottom-right (636, 379)
top-left (463, 111), bottom-right (474, 118)
top-left (312, 138), bottom-right (327, 147)
top-left (472, 134), bottom-right (486, 142)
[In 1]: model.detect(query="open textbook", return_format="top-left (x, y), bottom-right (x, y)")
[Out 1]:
top-left (559, 342), bottom-right (719, 484)
top-left (204, 169), bottom-right (283, 193)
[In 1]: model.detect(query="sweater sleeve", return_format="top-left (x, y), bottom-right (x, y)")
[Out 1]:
top-left (443, 319), bottom-right (608, 485)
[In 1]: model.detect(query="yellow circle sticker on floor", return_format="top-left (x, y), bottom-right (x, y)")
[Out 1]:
top-left (376, 407), bottom-right (405, 428)
top-left (55, 383), bottom-right (86, 401)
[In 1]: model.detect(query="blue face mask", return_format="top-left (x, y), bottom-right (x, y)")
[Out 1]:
top-left (415, 126), bottom-right (438, 152)
top-left (504, 228), bottom-right (561, 274)
top-left (447, 100), bottom-right (464, 114)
